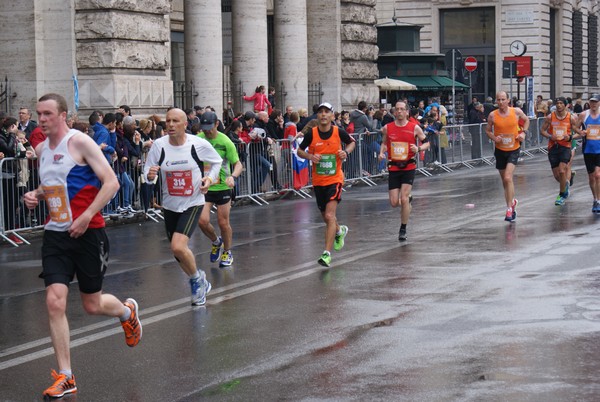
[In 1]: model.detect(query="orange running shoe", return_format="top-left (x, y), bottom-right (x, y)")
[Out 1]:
top-left (42, 369), bottom-right (77, 398)
top-left (121, 298), bottom-right (142, 347)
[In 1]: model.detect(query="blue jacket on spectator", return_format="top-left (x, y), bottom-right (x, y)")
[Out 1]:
top-left (92, 122), bottom-right (115, 163)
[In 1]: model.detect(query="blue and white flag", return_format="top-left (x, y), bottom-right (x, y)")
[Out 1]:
top-left (73, 74), bottom-right (79, 111)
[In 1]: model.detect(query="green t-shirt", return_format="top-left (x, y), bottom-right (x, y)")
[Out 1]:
top-left (198, 131), bottom-right (240, 191)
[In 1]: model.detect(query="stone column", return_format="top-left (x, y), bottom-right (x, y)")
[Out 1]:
top-left (0, 0), bottom-right (78, 114)
top-left (307, 0), bottom-right (342, 110)
top-left (231, 0), bottom-right (269, 112)
top-left (184, 0), bottom-right (223, 115)
top-left (74, 0), bottom-right (172, 117)
top-left (273, 0), bottom-right (308, 111)
top-left (340, 0), bottom-right (379, 110)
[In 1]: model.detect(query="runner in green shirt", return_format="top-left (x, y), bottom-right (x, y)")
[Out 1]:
top-left (197, 111), bottom-right (243, 267)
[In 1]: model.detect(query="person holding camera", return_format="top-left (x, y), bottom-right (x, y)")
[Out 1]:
top-left (349, 101), bottom-right (375, 134)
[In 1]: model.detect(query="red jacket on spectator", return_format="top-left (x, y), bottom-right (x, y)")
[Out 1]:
top-left (243, 92), bottom-right (271, 113)
top-left (29, 127), bottom-right (47, 149)
top-left (282, 122), bottom-right (297, 150)
top-left (239, 128), bottom-right (252, 144)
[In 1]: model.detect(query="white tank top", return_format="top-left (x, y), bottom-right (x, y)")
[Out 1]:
top-left (39, 129), bottom-right (104, 231)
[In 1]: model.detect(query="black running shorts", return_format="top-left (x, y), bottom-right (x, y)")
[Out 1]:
top-left (204, 189), bottom-right (233, 206)
top-left (548, 144), bottom-right (572, 168)
top-left (41, 229), bottom-right (109, 294)
top-left (388, 169), bottom-right (416, 190)
top-left (314, 183), bottom-right (343, 212)
top-left (163, 205), bottom-right (203, 241)
top-left (584, 153), bottom-right (600, 174)
top-left (494, 148), bottom-right (521, 170)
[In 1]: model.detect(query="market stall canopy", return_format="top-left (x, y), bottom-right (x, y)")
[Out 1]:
top-left (374, 77), bottom-right (417, 91)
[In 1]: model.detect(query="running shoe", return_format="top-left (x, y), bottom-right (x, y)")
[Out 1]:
top-left (121, 298), bottom-right (142, 347)
top-left (504, 208), bottom-right (515, 222)
top-left (555, 194), bottom-right (565, 206)
top-left (570, 170), bottom-right (576, 186)
top-left (210, 236), bottom-right (224, 263)
top-left (398, 228), bottom-right (407, 241)
top-left (593, 200), bottom-right (600, 214)
top-left (564, 183), bottom-right (570, 198)
top-left (318, 252), bottom-right (332, 267)
top-left (511, 198), bottom-right (518, 220)
top-left (219, 250), bottom-right (233, 267)
top-left (334, 225), bottom-right (348, 251)
top-left (42, 370), bottom-right (77, 398)
top-left (190, 275), bottom-right (212, 306)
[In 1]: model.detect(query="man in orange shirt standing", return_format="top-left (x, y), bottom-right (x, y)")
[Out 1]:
top-left (297, 102), bottom-right (356, 267)
top-left (485, 91), bottom-right (530, 222)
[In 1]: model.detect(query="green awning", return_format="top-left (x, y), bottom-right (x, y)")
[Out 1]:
top-left (397, 76), bottom-right (470, 90)
top-left (433, 76), bottom-right (470, 89)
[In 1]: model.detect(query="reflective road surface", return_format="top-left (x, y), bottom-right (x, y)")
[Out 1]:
top-left (2, 155), bottom-right (600, 401)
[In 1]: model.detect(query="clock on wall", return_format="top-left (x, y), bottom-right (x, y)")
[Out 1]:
top-left (510, 40), bottom-right (527, 56)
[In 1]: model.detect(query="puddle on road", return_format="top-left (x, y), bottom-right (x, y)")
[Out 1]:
top-left (312, 316), bottom-right (398, 357)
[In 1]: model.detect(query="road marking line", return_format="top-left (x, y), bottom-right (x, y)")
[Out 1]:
top-left (0, 246), bottom-right (391, 370)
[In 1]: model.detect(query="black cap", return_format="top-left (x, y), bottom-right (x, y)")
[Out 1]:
top-left (554, 96), bottom-right (567, 105)
top-left (200, 111), bottom-right (217, 131)
top-left (244, 111), bottom-right (256, 120)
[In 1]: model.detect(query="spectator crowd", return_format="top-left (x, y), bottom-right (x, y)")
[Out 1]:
top-left (1, 91), bottom-right (551, 245)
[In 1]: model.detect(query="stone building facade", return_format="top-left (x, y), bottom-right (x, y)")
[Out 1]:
top-left (376, 0), bottom-right (600, 101)
top-left (0, 0), bottom-right (381, 119)
top-left (341, 0), bottom-right (381, 108)
top-left (2, 0), bottom-right (173, 118)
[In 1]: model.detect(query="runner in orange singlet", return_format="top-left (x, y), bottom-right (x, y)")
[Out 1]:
top-left (297, 102), bottom-right (356, 267)
top-left (485, 91), bottom-right (530, 222)
top-left (540, 96), bottom-right (583, 205)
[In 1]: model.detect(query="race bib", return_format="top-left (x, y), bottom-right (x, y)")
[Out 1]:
top-left (588, 125), bottom-right (600, 140)
top-left (390, 141), bottom-right (409, 161)
top-left (316, 154), bottom-right (337, 176)
top-left (42, 185), bottom-right (71, 223)
top-left (554, 127), bottom-right (566, 140)
top-left (166, 170), bottom-right (194, 196)
top-left (498, 133), bottom-right (515, 149)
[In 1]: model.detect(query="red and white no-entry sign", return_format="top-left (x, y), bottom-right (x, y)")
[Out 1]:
top-left (464, 56), bottom-right (478, 72)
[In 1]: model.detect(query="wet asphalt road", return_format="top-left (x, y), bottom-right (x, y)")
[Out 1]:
top-left (2, 154), bottom-right (600, 401)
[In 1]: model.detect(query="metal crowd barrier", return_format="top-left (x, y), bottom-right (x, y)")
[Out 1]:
top-left (413, 117), bottom-right (548, 175)
top-left (0, 118), bottom-right (552, 247)
top-left (0, 157), bottom-right (44, 246)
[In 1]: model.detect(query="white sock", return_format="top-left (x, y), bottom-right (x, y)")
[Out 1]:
top-left (323, 250), bottom-right (331, 256)
top-left (190, 270), bottom-right (200, 280)
top-left (212, 237), bottom-right (222, 245)
top-left (119, 306), bottom-right (131, 322)
top-left (59, 369), bottom-right (73, 379)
